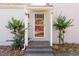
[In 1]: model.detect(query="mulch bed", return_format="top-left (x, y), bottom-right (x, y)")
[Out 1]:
top-left (0, 46), bottom-right (24, 56)
top-left (52, 44), bottom-right (79, 56)
top-left (1, 44), bottom-right (79, 56)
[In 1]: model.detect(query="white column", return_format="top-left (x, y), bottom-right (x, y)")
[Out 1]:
top-left (24, 8), bottom-right (29, 46)
top-left (50, 11), bottom-right (53, 46)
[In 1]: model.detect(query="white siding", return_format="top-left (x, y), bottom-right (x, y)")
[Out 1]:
top-left (53, 3), bottom-right (79, 44)
top-left (1, 3), bottom-right (79, 46)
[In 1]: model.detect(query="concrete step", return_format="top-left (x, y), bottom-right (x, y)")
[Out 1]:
top-left (28, 41), bottom-right (50, 47)
top-left (24, 52), bottom-right (53, 56)
top-left (25, 47), bottom-right (53, 56)
top-left (26, 48), bottom-right (52, 52)
top-left (24, 41), bottom-right (53, 56)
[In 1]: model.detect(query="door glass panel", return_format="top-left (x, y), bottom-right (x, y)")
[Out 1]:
top-left (35, 14), bottom-right (44, 37)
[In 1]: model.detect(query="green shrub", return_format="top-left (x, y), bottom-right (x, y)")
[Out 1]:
top-left (54, 15), bottom-right (73, 44)
top-left (6, 17), bottom-right (25, 49)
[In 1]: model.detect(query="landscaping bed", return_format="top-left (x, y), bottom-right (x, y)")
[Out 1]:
top-left (0, 46), bottom-right (24, 56)
top-left (52, 44), bottom-right (79, 56)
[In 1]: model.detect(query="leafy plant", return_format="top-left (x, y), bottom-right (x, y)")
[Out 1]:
top-left (6, 17), bottom-right (25, 49)
top-left (54, 15), bottom-right (73, 44)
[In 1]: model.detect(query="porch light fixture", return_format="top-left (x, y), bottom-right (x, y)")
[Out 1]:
top-left (25, 10), bottom-right (29, 18)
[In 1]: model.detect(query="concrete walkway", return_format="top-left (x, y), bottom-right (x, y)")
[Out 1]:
top-left (24, 41), bottom-right (54, 56)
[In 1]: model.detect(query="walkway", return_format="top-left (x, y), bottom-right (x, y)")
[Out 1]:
top-left (24, 41), bottom-right (54, 56)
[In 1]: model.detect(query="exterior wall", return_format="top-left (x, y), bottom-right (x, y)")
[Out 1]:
top-left (1, 3), bottom-right (79, 46)
top-left (0, 8), bottom-right (51, 46)
top-left (53, 3), bottom-right (79, 44)
top-left (0, 9), bottom-right (25, 46)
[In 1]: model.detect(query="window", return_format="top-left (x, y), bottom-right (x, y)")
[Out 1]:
top-left (35, 14), bottom-right (44, 37)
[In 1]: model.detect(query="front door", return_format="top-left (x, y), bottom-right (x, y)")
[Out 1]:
top-left (33, 12), bottom-right (45, 41)
top-left (29, 11), bottom-right (50, 41)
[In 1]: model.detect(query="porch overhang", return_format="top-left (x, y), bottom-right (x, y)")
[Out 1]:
top-left (24, 5), bottom-right (53, 47)
top-left (25, 6), bottom-right (53, 12)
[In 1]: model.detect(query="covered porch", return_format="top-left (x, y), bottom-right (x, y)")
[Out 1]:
top-left (24, 5), bottom-right (53, 47)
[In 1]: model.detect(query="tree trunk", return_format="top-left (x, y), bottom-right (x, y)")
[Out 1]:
top-left (59, 30), bottom-right (65, 44)
top-left (61, 29), bottom-right (65, 44)
top-left (59, 30), bottom-right (62, 44)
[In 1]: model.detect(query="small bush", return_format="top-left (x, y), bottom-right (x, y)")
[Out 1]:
top-left (6, 17), bottom-right (25, 49)
top-left (54, 15), bottom-right (73, 44)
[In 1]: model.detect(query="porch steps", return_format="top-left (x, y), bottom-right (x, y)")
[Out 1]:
top-left (24, 47), bottom-right (53, 56)
top-left (24, 41), bottom-right (53, 56)
top-left (28, 41), bottom-right (50, 47)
